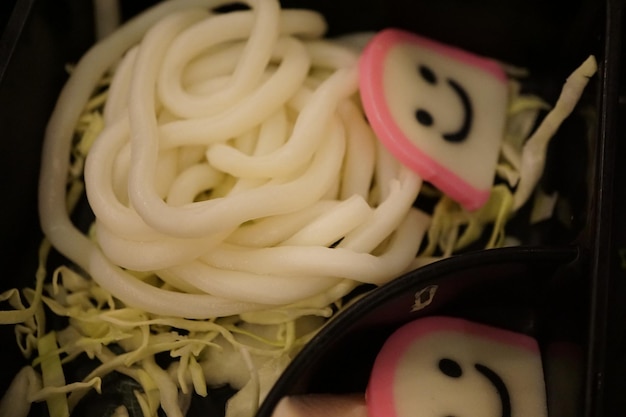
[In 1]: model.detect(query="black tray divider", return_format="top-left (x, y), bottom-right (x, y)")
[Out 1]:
top-left (584, 0), bottom-right (623, 416)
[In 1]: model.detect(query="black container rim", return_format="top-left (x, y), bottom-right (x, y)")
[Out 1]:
top-left (256, 244), bottom-right (582, 417)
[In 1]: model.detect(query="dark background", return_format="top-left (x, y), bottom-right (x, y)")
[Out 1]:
top-left (0, 1), bottom-right (623, 416)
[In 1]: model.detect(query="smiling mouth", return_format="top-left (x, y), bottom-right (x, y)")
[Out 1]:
top-left (474, 363), bottom-right (511, 417)
top-left (442, 78), bottom-right (473, 143)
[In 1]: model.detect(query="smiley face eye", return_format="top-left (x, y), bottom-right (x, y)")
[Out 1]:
top-left (415, 109), bottom-right (434, 126)
top-left (418, 64), bottom-right (437, 84)
top-left (415, 65), bottom-right (436, 128)
top-left (438, 358), bottom-right (463, 378)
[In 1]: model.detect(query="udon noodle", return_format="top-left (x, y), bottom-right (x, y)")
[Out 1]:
top-left (39, 0), bottom-right (428, 319)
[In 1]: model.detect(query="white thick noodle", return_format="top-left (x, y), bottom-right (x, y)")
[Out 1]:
top-left (103, 46), bottom-right (137, 125)
top-left (159, 265), bottom-right (340, 305)
top-left (157, 10), bottom-right (326, 118)
top-left (205, 67), bottom-right (358, 179)
top-left (39, 0), bottom-right (428, 318)
top-left (281, 195), bottom-right (372, 247)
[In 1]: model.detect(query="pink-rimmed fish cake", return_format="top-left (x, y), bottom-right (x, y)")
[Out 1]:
top-left (367, 316), bottom-right (547, 417)
top-left (359, 29), bottom-right (508, 210)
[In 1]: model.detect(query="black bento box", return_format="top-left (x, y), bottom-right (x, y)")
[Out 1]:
top-left (0, 0), bottom-right (623, 416)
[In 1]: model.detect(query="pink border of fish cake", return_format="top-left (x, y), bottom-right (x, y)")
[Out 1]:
top-left (358, 29), bottom-right (507, 211)
top-left (366, 316), bottom-right (540, 417)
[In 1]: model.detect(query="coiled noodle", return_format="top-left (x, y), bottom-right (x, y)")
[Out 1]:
top-left (39, 0), bottom-right (427, 319)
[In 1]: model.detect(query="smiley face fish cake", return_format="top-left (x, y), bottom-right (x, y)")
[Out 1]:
top-left (366, 316), bottom-right (547, 417)
top-left (359, 29), bottom-right (508, 211)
